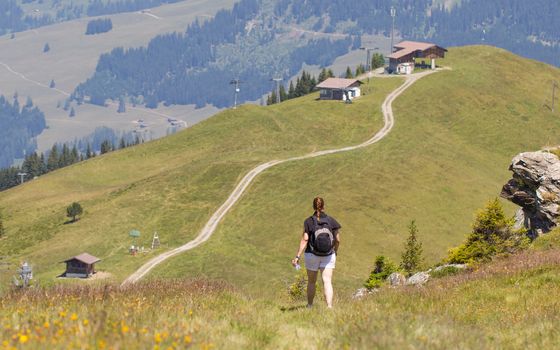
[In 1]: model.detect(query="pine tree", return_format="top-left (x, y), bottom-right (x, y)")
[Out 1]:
top-left (47, 145), bottom-right (60, 172)
top-left (371, 53), bottom-right (386, 69)
top-left (25, 96), bottom-right (33, 108)
top-left (63, 99), bottom-right (70, 111)
top-left (43, 43), bottom-right (50, 53)
top-left (85, 143), bottom-right (93, 159)
top-left (61, 144), bottom-right (70, 167)
top-left (117, 96), bottom-right (126, 113)
top-left (345, 66), bottom-right (354, 79)
top-left (100, 140), bottom-right (112, 154)
top-left (279, 84), bottom-right (288, 102)
top-left (50, 80), bottom-right (56, 88)
top-left (119, 137), bottom-right (126, 149)
top-left (267, 90), bottom-right (277, 105)
top-left (318, 68), bottom-right (328, 83)
top-left (69, 107), bottom-right (76, 117)
top-left (288, 81), bottom-right (295, 99)
top-left (70, 146), bottom-right (79, 164)
top-left (400, 220), bottom-right (423, 276)
top-left (327, 69), bottom-right (335, 78)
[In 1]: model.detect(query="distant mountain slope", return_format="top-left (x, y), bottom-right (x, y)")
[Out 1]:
top-left (274, 0), bottom-right (560, 66)
top-left (73, 0), bottom-right (354, 109)
top-left (1, 47), bottom-right (559, 293)
top-left (0, 0), bottom-right (236, 151)
top-left (0, 94), bottom-right (46, 168)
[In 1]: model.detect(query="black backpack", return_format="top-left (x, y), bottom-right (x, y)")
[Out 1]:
top-left (310, 216), bottom-right (335, 256)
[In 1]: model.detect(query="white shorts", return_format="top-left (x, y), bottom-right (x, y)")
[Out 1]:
top-left (304, 252), bottom-right (336, 271)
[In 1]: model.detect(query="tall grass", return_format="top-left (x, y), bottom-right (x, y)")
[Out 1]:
top-left (2, 247), bottom-right (560, 349)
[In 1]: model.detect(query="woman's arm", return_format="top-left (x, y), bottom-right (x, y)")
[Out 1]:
top-left (334, 230), bottom-right (340, 254)
top-left (291, 232), bottom-right (309, 266)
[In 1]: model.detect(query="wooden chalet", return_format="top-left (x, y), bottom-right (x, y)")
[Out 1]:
top-left (316, 78), bottom-right (363, 101)
top-left (388, 41), bottom-right (447, 74)
top-left (61, 253), bottom-right (100, 278)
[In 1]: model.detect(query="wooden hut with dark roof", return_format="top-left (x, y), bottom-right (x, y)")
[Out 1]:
top-left (388, 41), bottom-right (447, 74)
top-left (61, 253), bottom-right (100, 278)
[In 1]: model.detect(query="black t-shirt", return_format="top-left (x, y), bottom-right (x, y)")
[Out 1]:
top-left (304, 212), bottom-right (341, 254)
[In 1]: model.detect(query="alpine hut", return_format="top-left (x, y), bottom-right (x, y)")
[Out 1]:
top-left (316, 78), bottom-right (363, 101)
top-left (61, 253), bottom-right (100, 278)
top-left (388, 41), bottom-right (447, 74)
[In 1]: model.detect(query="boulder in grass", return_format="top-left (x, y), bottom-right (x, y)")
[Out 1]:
top-left (387, 272), bottom-right (407, 286)
top-left (406, 271), bottom-right (430, 286)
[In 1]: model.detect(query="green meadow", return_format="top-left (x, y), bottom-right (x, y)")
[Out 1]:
top-left (0, 46), bottom-right (559, 297)
top-left (152, 46), bottom-right (560, 295)
top-left (2, 233), bottom-right (560, 349)
top-left (0, 76), bottom-right (402, 287)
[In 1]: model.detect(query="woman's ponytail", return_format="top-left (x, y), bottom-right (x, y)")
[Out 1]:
top-left (313, 197), bottom-right (324, 220)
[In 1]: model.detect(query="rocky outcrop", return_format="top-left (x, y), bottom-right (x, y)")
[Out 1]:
top-left (501, 151), bottom-right (560, 238)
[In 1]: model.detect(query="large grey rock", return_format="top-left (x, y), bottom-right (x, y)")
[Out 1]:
top-left (387, 272), bottom-right (406, 286)
top-left (501, 151), bottom-right (560, 238)
top-left (406, 272), bottom-right (430, 286)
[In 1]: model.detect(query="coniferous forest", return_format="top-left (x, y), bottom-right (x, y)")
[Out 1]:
top-left (72, 0), bottom-right (352, 109)
top-left (85, 18), bottom-right (113, 35)
top-left (0, 94), bottom-right (46, 169)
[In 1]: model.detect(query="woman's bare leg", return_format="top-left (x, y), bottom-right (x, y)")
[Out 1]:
top-left (306, 269), bottom-right (318, 306)
top-left (321, 268), bottom-right (334, 308)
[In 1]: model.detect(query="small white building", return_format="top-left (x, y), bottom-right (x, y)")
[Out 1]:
top-left (316, 78), bottom-right (363, 101)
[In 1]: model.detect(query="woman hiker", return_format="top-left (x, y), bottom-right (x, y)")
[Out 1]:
top-left (291, 197), bottom-right (341, 308)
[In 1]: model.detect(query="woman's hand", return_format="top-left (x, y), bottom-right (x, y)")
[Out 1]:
top-left (291, 257), bottom-right (299, 267)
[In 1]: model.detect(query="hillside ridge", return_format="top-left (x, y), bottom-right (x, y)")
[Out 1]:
top-left (123, 69), bottom-right (438, 285)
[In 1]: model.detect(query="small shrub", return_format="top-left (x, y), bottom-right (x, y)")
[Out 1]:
top-left (446, 198), bottom-right (529, 264)
top-left (364, 256), bottom-right (397, 290)
top-left (287, 270), bottom-right (307, 301)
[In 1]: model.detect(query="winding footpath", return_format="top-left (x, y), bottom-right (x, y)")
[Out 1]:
top-left (122, 70), bottom-right (437, 285)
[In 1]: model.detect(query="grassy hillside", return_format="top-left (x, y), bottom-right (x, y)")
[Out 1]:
top-left (1, 46), bottom-right (560, 295)
top-left (0, 77), bottom-right (401, 288)
top-left (152, 46), bottom-right (560, 294)
top-left (2, 236), bottom-right (560, 349)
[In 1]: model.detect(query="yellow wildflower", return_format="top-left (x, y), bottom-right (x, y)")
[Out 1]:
top-left (154, 333), bottom-right (162, 343)
top-left (70, 313), bottom-right (78, 321)
top-left (19, 334), bottom-right (29, 344)
top-left (43, 321), bottom-right (50, 329)
top-left (121, 325), bottom-right (129, 334)
top-left (184, 335), bottom-right (192, 344)
top-left (82, 319), bottom-right (89, 326)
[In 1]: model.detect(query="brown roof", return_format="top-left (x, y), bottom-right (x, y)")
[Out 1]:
top-left (316, 78), bottom-right (362, 89)
top-left (63, 253), bottom-right (101, 265)
top-left (388, 40), bottom-right (447, 59)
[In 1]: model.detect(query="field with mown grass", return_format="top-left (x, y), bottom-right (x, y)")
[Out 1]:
top-left (2, 232), bottom-right (560, 349)
top-left (0, 77), bottom-right (401, 289)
